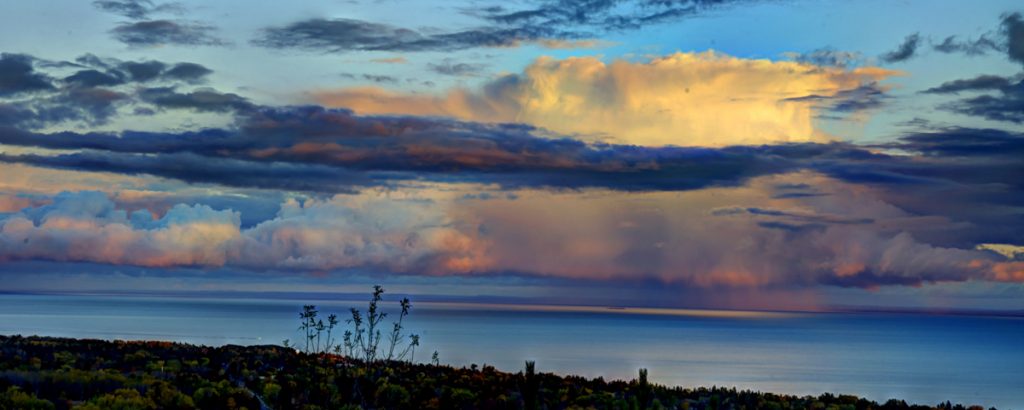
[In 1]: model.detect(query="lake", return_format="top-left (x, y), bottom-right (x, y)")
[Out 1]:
top-left (0, 293), bottom-right (1021, 408)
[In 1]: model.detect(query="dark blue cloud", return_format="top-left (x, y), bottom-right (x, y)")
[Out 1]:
top-left (937, 79), bottom-right (1024, 123)
top-left (92, 0), bottom-right (181, 20)
top-left (923, 75), bottom-right (1015, 94)
top-left (0, 53), bottom-right (54, 97)
top-left (254, 1), bottom-right (749, 53)
top-left (879, 33), bottom-right (921, 63)
top-left (112, 20), bottom-right (225, 47)
top-left (138, 87), bottom-right (253, 113)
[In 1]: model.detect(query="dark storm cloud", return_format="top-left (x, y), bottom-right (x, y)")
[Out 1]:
top-left (0, 53), bottom-right (55, 97)
top-left (112, 20), bottom-right (225, 47)
top-left (0, 105), bottom-right (801, 192)
top-left (0, 101), bottom-right (1020, 217)
top-left (879, 33), bottom-right (921, 63)
top-left (254, 1), bottom-right (748, 52)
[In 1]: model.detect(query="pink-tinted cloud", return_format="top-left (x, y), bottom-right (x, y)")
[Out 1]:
top-left (2, 173), bottom-right (1019, 290)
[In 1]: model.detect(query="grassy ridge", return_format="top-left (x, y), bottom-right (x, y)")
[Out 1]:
top-left (0, 335), bottom-right (991, 410)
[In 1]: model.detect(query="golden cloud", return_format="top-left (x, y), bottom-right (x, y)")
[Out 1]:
top-left (312, 51), bottom-right (900, 147)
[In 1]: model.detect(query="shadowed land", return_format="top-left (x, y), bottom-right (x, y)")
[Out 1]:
top-left (0, 335), bottom-right (995, 410)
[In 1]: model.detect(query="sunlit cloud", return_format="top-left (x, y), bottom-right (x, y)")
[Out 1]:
top-left (312, 51), bottom-right (899, 147)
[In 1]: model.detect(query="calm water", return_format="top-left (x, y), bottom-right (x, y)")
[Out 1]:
top-left (0, 293), bottom-right (1021, 408)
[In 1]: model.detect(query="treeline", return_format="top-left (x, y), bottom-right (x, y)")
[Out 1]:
top-left (0, 335), bottom-right (994, 410)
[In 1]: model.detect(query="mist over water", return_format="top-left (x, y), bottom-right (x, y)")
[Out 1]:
top-left (1, 293), bottom-right (1021, 408)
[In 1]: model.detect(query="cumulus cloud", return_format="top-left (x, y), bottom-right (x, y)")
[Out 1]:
top-left (3, 176), bottom-right (1019, 290)
top-left (313, 52), bottom-right (898, 147)
top-left (449, 172), bottom-right (1022, 288)
top-left (0, 190), bottom-right (480, 273)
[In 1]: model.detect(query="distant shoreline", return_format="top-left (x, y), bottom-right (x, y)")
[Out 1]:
top-left (3, 289), bottom-right (1022, 319)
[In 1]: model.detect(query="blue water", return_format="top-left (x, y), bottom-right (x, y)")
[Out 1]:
top-left (0, 293), bottom-right (1021, 408)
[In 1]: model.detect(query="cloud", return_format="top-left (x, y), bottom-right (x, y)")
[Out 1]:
top-left (138, 87), bottom-right (253, 113)
top-left (0, 105), bottom-right (808, 192)
top-left (938, 79), bottom-right (1024, 123)
top-left (254, 1), bottom-right (747, 53)
top-left (977, 244), bottom-right (1024, 261)
top-left (0, 53), bottom-right (55, 97)
top-left (369, 57), bottom-right (408, 64)
top-left (932, 35), bottom-right (1000, 56)
top-left (253, 17), bottom-right (562, 52)
top-left (879, 33), bottom-right (921, 63)
top-left (0, 87), bottom-right (129, 129)
top-left (427, 60), bottom-right (488, 77)
top-left (162, 62), bottom-right (212, 83)
top-left (92, 0), bottom-right (182, 20)
top-left (783, 83), bottom-right (890, 114)
top-left (0, 151), bottom-right (373, 193)
top-left (923, 75), bottom-right (1015, 94)
top-left (0, 53), bottom-right (217, 129)
top-left (1, 126), bottom-right (1022, 290)
top-left (784, 48), bottom-right (864, 68)
top-left (70, 57), bottom-right (212, 84)
top-left (1003, 12), bottom-right (1024, 65)
top-left (928, 12), bottom-right (1024, 66)
top-left (313, 52), bottom-right (898, 147)
top-left (111, 20), bottom-right (225, 47)
top-left (340, 73), bottom-right (399, 84)
top-left (536, 39), bottom-right (616, 49)
top-left (63, 69), bottom-right (127, 88)
top-left (3, 174), bottom-right (1019, 290)
top-left (449, 172), bottom-right (1020, 288)
top-left (0, 190), bottom-right (479, 273)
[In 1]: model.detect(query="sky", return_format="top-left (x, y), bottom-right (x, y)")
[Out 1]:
top-left (0, 0), bottom-right (1022, 311)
